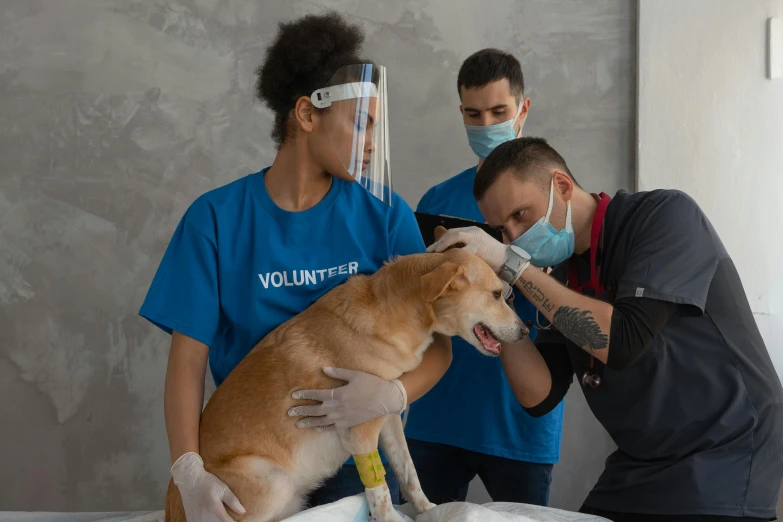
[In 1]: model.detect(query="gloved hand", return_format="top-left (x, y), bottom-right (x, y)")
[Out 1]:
top-left (426, 226), bottom-right (508, 273)
top-left (289, 367), bottom-right (407, 430)
top-left (171, 452), bottom-right (246, 522)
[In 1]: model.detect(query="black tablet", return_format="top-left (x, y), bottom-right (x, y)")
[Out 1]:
top-left (414, 212), bottom-right (502, 247)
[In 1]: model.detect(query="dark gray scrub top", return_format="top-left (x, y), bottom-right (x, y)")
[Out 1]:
top-left (537, 189), bottom-right (783, 518)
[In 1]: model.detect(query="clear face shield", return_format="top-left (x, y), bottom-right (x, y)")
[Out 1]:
top-left (311, 64), bottom-right (392, 205)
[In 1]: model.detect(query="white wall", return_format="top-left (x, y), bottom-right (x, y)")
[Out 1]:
top-left (637, 0), bottom-right (783, 511)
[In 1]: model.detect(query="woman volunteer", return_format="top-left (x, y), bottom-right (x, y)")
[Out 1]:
top-left (139, 13), bottom-right (451, 522)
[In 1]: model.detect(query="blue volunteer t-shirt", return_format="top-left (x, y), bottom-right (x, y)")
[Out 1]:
top-left (140, 166), bottom-right (424, 391)
top-left (405, 166), bottom-right (564, 464)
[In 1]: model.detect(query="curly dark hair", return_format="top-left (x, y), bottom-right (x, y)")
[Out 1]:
top-left (256, 11), bottom-right (367, 145)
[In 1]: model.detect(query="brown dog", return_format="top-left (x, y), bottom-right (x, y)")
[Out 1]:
top-left (165, 247), bottom-right (528, 522)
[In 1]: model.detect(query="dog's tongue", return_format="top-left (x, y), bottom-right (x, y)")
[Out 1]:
top-left (474, 324), bottom-right (502, 354)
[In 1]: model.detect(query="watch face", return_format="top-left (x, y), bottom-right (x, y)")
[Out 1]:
top-left (509, 245), bottom-right (530, 260)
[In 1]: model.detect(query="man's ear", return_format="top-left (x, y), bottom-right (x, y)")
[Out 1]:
top-left (553, 169), bottom-right (574, 200)
top-left (421, 261), bottom-right (465, 302)
top-left (521, 97), bottom-right (531, 115)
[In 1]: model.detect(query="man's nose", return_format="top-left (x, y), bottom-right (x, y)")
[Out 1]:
top-left (479, 113), bottom-right (494, 126)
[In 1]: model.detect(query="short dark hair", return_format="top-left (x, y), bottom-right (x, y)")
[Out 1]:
top-left (256, 12), bottom-right (367, 145)
top-left (457, 48), bottom-right (524, 101)
top-left (473, 137), bottom-right (577, 200)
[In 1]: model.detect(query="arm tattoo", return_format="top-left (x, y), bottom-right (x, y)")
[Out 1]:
top-left (552, 306), bottom-right (609, 352)
top-left (518, 278), bottom-right (555, 312)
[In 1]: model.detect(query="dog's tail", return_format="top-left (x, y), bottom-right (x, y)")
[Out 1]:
top-left (165, 478), bottom-right (186, 522)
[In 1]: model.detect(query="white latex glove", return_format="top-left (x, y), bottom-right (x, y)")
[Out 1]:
top-left (289, 367), bottom-right (407, 430)
top-left (171, 452), bottom-right (246, 522)
top-left (426, 226), bottom-right (508, 273)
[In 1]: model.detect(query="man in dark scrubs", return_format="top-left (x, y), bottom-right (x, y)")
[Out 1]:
top-left (428, 136), bottom-right (783, 521)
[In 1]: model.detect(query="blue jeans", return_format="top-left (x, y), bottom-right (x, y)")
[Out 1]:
top-left (306, 464), bottom-right (401, 508)
top-left (406, 438), bottom-right (553, 506)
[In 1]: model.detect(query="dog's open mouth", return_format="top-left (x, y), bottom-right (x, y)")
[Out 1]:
top-left (474, 323), bottom-right (502, 355)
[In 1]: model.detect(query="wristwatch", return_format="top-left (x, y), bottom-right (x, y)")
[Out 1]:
top-left (499, 245), bottom-right (531, 286)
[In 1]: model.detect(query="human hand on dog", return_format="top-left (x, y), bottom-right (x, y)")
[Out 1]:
top-left (427, 226), bottom-right (507, 273)
top-left (171, 452), bottom-right (246, 522)
top-left (289, 367), bottom-right (407, 430)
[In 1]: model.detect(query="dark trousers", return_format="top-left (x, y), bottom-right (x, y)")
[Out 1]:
top-left (307, 463), bottom-right (401, 508)
top-left (579, 505), bottom-right (774, 522)
top-left (407, 438), bottom-right (553, 506)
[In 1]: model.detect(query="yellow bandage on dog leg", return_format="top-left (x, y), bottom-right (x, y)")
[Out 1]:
top-left (353, 450), bottom-right (387, 488)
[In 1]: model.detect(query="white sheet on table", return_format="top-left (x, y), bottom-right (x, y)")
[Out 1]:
top-left (0, 513), bottom-right (164, 522)
top-left (0, 498), bottom-right (608, 522)
top-left (285, 494), bottom-right (609, 522)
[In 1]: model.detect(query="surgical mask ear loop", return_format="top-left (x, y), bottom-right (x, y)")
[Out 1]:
top-left (514, 102), bottom-right (527, 138)
top-left (543, 178), bottom-right (556, 223)
top-left (511, 102), bottom-right (524, 138)
top-left (545, 177), bottom-right (574, 233)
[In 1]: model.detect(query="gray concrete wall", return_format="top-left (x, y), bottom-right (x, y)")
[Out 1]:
top-left (0, 0), bottom-right (634, 511)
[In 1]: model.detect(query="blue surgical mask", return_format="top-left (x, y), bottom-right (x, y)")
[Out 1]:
top-left (511, 178), bottom-right (575, 268)
top-left (465, 103), bottom-right (525, 159)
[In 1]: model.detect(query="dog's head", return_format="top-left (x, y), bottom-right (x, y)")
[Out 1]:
top-left (420, 246), bottom-right (529, 357)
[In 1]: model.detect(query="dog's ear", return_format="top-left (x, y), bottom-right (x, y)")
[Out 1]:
top-left (421, 261), bottom-right (465, 302)
top-left (433, 226), bottom-right (448, 241)
top-left (432, 226), bottom-right (466, 251)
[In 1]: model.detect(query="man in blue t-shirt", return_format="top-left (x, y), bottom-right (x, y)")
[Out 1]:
top-left (404, 49), bottom-right (564, 506)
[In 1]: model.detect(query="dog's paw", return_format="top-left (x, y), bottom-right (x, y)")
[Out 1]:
top-left (415, 501), bottom-right (436, 513)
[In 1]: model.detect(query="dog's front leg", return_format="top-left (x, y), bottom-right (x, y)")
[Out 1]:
top-left (338, 416), bottom-right (406, 522)
top-left (379, 414), bottom-right (435, 513)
